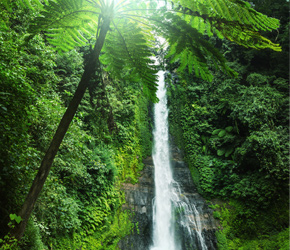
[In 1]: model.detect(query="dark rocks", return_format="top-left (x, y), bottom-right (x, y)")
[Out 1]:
top-left (119, 150), bottom-right (218, 250)
top-left (118, 158), bottom-right (155, 250)
top-left (171, 146), bottom-right (218, 250)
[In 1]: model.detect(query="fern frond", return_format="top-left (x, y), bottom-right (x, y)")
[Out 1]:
top-left (214, 22), bottom-right (281, 51)
top-left (170, 0), bottom-right (281, 51)
top-left (1, 0), bottom-right (44, 12)
top-left (152, 12), bottom-right (237, 81)
top-left (100, 19), bottom-right (158, 102)
top-left (27, 0), bottom-right (100, 51)
top-left (172, 0), bottom-right (279, 30)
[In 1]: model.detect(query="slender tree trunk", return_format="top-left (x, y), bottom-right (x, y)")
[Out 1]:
top-left (11, 17), bottom-right (111, 240)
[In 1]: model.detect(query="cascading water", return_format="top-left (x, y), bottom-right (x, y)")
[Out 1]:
top-left (151, 71), bottom-right (177, 250)
top-left (151, 71), bottom-right (209, 250)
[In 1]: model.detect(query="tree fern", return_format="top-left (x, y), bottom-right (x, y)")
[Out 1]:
top-left (152, 12), bottom-right (237, 81)
top-left (100, 18), bottom-right (158, 102)
top-left (24, 0), bottom-right (282, 82)
top-left (170, 0), bottom-right (281, 51)
top-left (172, 0), bottom-right (279, 31)
top-left (27, 0), bottom-right (100, 51)
top-left (24, 0), bottom-right (160, 98)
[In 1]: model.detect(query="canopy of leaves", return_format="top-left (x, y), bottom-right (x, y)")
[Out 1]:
top-left (3, 0), bottom-right (281, 101)
top-left (0, 0), bottom-right (286, 248)
top-left (166, 0), bottom-right (288, 246)
top-left (0, 2), bottom-right (152, 248)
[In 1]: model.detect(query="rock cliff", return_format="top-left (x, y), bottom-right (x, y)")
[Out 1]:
top-left (119, 146), bottom-right (218, 250)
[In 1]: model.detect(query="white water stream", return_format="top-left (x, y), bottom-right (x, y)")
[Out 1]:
top-left (150, 71), bottom-right (208, 250)
top-left (151, 71), bottom-right (176, 250)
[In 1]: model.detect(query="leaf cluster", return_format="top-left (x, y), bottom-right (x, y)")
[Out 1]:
top-left (171, 0), bottom-right (281, 51)
top-left (27, 0), bottom-right (99, 51)
top-left (153, 12), bottom-right (237, 81)
top-left (166, 0), bottom-right (289, 228)
top-left (0, 6), bottom-right (153, 248)
top-left (100, 19), bottom-right (159, 102)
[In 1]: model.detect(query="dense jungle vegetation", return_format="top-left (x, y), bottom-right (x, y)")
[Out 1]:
top-left (0, 0), bottom-right (288, 249)
top-left (166, 0), bottom-right (289, 249)
top-left (0, 3), bottom-right (153, 249)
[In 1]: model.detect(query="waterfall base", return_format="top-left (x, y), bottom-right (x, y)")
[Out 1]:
top-left (118, 146), bottom-right (219, 250)
top-left (118, 157), bottom-right (155, 250)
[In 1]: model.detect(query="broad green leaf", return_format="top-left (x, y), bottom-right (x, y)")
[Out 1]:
top-left (212, 129), bottom-right (221, 135)
top-left (217, 149), bottom-right (225, 156)
top-left (218, 130), bottom-right (226, 137)
top-left (225, 126), bottom-right (233, 132)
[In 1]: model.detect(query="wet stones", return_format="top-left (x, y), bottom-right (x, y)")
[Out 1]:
top-left (119, 149), bottom-right (218, 250)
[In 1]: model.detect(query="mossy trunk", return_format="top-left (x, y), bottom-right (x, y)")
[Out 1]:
top-left (11, 17), bottom-right (111, 241)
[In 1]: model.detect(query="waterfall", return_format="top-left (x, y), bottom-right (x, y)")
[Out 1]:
top-left (151, 71), bottom-right (208, 250)
top-left (151, 71), bottom-right (176, 250)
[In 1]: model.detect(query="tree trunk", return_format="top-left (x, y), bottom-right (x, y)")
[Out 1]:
top-left (11, 17), bottom-right (111, 240)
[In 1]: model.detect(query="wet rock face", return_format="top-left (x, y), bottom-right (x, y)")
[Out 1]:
top-left (171, 147), bottom-right (218, 250)
top-left (118, 157), bottom-right (155, 250)
top-left (119, 149), bottom-right (218, 250)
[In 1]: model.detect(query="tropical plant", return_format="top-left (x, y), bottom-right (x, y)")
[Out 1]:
top-left (166, 0), bottom-right (289, 246)
top-left (3, 0), bottom-right (281, 240)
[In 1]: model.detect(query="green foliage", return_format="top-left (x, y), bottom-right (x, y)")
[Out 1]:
top-left (100, 19), bottom-right (158, 102)
top-left (216, 230), bottom-right (229, 250)
top-left (20, 0), bottom-right (281, 104)
top-left (0, 235), bottom-right (19, 250)
top-left (170, 0), bottom-right (281, 51)
top-left (154, 11), bottom-right (238, 81)
top-left (135, 96), bottom-right (153, 158)
top-left (20, 219), bottom-right (46, 250)
top-left (211, 126), bottom-right (237, 157)
top-left (230, 85), bottom-right (284, 129)
top-left (87, 209), bottom-right (134, 249)
top-left (9, 214), bottom-right (22, 224)
top-left (54, 49), bottom-right (84, 105)
top-left (26, 0), bottom-right (160, 101)
top-left (0, 0), bottom-right (287, 248)
top-left (167, 55), bottom-right (289, 206)
top-left (0, 14), bottom-right (61, 234)
top-left (1, 0), bottom-right (44, 13)
top-left (0, 2), bottom-right (153, 247)
top-left (214, 201), bottom-right (289, 249)
top-left (27, 0), bottom-right (99, 51)
top-left (167, 0), bottom-right (289, 247)
top-left (36, 183), bottom-right (81, 235)
top-left (234, 126), bottom-right (289, 182)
